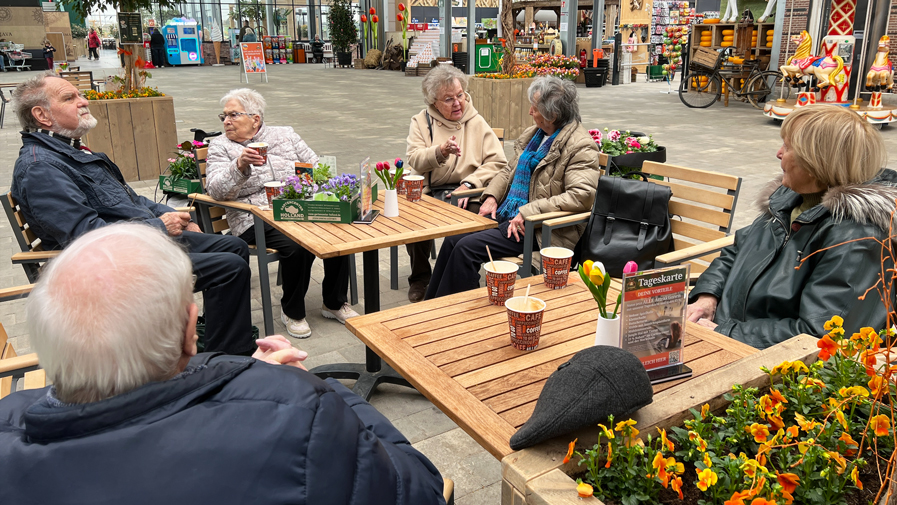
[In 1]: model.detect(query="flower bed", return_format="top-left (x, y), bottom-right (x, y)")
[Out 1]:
top-left (84, 87), bottom-right (165, 100)
top-left (476, 54), bottom-right (581, 81)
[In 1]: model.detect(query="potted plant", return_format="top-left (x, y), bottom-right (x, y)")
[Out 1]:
top-left (159, 141), bottom-right (203, 195)
top-left (273, 174), bottom-right (363, 223)
top-left (590, 129), bottom-right (666, 176)
top-left (578, 260), bottom-right (636, 346)
top-left (328, 0), bottom-right (357, 67)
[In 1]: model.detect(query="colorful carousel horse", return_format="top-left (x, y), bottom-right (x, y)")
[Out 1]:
top-left (865, 35), bottom-right (893, 91)
top-left (780, 31), bottom-right (845, 91)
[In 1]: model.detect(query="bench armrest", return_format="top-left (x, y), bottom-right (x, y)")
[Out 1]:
top-left (542, 212), bottom-right (589, 229)
top-left (11, 251), bottom-right (60, 264)
top-left (0, 284), bottom-right (33, 302)
top-left (655, 235), bottom-right (735, 266)
top-left (189, 193), bottom-right (258, 213)
top-left (524, 211), bottom-right (573, 223)
top-left (449, 187), bottom-right (485, 206)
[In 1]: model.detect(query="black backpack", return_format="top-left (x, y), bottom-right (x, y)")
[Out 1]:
top-left (576, 172), bottom-right (673, 277)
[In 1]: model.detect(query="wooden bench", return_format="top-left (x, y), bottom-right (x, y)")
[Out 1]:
top-left (2, 192), bottom-right (60, 283)
top-left (59, 70), bottom-right (98, 92)
top-left (0, 284), bottom-right (41, 399)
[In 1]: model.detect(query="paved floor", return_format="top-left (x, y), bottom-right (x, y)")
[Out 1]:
top-left (3, 49), bottom-right (897, 504)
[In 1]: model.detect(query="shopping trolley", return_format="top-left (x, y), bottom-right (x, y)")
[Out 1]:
top-left (6, 44), bottom-right (31, 71)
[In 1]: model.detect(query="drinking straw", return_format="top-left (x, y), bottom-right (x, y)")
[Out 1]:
top-left (486, 245), bottom-right (496, 272)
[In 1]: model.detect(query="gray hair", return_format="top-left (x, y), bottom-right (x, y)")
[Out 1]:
top-left (527, 76), bottom-right (580, 128)
top-left (27, 224), bottom-right (194, 404)
top-left (14, 71), bottom-right (62, 132)
top-left (220, 88), bottom-right (267, 121)
top-left (421, 64), bottom-right (468, 105)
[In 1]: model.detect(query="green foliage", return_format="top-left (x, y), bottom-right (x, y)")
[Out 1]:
top-left (71, 23), bottom-right (89, 39)
top-left (61, 0), bottom-right (181, 21)
top-left (328, 0), bottom-right (357, 53)
top-left (166, 150), bottom-right (197, 180)
top-left (313, 163), bottom-right (332, 185)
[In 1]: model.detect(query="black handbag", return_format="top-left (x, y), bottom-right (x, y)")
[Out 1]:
top-left (576, 173), bottom-right (673, 277)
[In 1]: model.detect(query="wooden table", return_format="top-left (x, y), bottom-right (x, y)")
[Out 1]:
top-left (250, 192), bottom-right (496, 399)
top-left (346, 273), bottom-right (758, 459)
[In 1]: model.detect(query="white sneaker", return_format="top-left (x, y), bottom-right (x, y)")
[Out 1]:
top-left (281, 312), bottom-right (312, 338)
top-left (322, 303), bottom-right (360, 325)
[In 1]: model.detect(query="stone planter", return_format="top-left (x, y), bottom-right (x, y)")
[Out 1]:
top-left (82, 96), bottom-right (178, 183)
top-left (468, 77), bottom-right (536, 141)
top-left (500, 334), bottom-right (820, 504)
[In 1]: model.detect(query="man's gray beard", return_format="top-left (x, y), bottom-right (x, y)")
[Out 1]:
top-left (51, 112), bottom-right (97, 139)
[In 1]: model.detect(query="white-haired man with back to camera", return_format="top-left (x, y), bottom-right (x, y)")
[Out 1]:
top-left (0, 223), bottom-right (446, 505)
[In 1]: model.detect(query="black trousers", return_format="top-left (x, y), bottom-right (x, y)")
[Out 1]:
top-left (88, 47), bottom-right (99, 60)
top-left (151, 47), bottom-right (166, 67)
top-left (176, 231), bottom-right (254, 355)
top-left (240, 222), bottom-right (349, 320)
top-left (424, 221), bottom-right (524, 299)
top-left (406, 198), bottom-right (481, 285)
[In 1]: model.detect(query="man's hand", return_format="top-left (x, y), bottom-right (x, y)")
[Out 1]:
top-left (237, 147), bottom-right (265, 174)
top-left (687, 294), bottom-right (719, 323)
top-left (252, 335), bottom-right (308, 370)
top-left (185, 222), bottom-right (201, 233)
top-left (439, 136), bottom-right (461, 158)
top-left (447, 184), bottom-right (470, 209)
top-left (696, 319), bottom-right (718, 330)
top-left (159, 212), bottom-right (192, 237)
top-left (507, 213), bottom-right (526, 242)
top-left (479, 196), bottom-right (498, 219)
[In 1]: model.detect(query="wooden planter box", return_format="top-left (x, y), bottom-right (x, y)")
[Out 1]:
top-left (468, 77), bottom-right (536, 142)
top-left (82, 96), bottom-right (178, 183)
top-left (500, 334), bottom-right (820, 505)
top-left (273, 194), bottom-right (361, 223)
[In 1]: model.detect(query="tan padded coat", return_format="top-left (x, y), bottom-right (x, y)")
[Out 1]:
top-left (481, 121), bottom-right (601, 251)
top-left (406, 99), bottom-right (507, 193)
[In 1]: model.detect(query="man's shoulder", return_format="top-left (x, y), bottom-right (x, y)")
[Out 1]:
top-left (207, 357), bottom-right (333, 407)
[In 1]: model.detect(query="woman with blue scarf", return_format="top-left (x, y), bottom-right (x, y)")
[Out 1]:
top-left (425, 76), bottom-right (601, 299)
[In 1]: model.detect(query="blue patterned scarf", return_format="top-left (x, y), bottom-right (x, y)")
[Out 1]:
top-left (496, 128), bottom-right (560, 222)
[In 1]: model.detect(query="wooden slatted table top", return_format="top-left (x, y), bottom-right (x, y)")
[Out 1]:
top-left (347, 273), bottom-right (758, 460)
top-left (250, 192), bottom-right (497, 258)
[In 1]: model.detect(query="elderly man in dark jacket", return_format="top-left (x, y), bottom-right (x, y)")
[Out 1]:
top-left (0, 224), bottom-right (446, 505)
top-left (10, 72), bottom-right (255, 356)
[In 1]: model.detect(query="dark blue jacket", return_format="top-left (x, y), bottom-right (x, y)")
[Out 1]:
top-left (11, 131), bottom-right (175, 250)
top-left (0, 354), bottom-right (446, 505)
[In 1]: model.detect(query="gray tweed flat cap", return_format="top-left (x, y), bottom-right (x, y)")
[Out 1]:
top-left (509, 346), bottom-right (653, 450)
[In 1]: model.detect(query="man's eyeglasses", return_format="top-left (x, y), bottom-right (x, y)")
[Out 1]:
top-left (440, 92), bottom-right (466, 106)
top-left (218, 112), bottom-right (256, 122)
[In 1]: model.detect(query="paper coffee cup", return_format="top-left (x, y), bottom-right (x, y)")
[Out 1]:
top-left (248, 142), bottom-right (268, 164)
top-left (264, 181), bottom-right (284, 206)
top-left (391, 169), bottom-right (407, 195)
top-left (541, 247), bottom-right (574, 290)
top-left (485, 260), bottom-right (518, 306)
top-left (403, 175), bottom-right (424, 202)
top-left (505, 296), bottom-right (546, 351)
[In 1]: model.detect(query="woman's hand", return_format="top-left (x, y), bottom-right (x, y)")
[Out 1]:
top-left (687, 294), bottom-right (719, 323)
top-left (479, 196), bottom-right (498, 219)
top-left (448, 185), bottom-right (470, 209)
top-left (236, 147), bottom-right (265, 174)
top-left (252, 335), bottom-right (308, 370)
top-left (440, 135), bottom-right (461, 158)
top-left (507, 213), bottom-right (526, 242)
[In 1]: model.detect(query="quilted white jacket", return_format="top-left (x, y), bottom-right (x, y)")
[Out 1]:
top-left (206, 123), bottom-right (318, 237)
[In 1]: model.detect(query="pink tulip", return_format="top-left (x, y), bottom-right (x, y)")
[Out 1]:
top-left (623, 261), bottom-right (638, 275)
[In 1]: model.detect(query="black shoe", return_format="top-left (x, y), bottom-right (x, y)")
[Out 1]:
top-left (408, 281), bottom-right (428, 303)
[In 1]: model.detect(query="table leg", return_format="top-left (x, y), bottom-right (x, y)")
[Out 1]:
top-left (310, 248), bottom-right (415, 401)
top-left (253, 214), bottom-right (275, 336)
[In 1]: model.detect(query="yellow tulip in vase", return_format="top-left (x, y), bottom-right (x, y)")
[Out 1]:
top-left (578, 259), bottom-right (637, 346)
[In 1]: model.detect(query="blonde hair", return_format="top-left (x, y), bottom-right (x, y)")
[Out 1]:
top-left (780, 105), bottom-right (887, 188)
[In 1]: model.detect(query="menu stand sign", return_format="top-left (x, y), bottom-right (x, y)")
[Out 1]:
top-left (354, 157), bottom-right (378, 224)
top-left (240, 42), bottom-right (268, 83)
top-left (118, 12), bottom-right (143, 43)
top-left (620, 265), bottom-right (693, 383)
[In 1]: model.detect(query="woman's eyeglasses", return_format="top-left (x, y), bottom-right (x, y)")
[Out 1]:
top-left (218, 112), bottom-right (256, 122)
top-left (440, 92), bottom-right (466, 106)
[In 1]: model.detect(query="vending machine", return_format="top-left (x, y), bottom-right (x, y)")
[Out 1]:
top-left (163, 18), bottom-right (204, 66)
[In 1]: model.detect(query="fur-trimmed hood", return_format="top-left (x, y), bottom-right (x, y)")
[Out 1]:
top-left (754, 168), bottom-right (897, 231)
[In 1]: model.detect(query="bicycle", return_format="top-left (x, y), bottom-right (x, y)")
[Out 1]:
top-left (679, 46), bottom-right (790, 109)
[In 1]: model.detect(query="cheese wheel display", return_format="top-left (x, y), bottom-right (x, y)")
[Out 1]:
top-left (700, 41), bottom-right (712, 46)
top-left (722, 29), bottom-right (734, 35)
top-left (704, 18), bottom-right (720, 24)
top-left (722, 35), bottom-right (734, 42)
top-left (721, 41), bottom-right (733, 47)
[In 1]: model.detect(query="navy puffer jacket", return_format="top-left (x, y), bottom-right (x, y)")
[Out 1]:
top-left (0, 354), bottom-right (446, 505)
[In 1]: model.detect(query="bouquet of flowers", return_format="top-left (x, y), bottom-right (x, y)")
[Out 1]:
top-left (320, 173), bottom-right (360, 202)
top-left (281, 175), bottom-right (317, 200)
top-left (166, 144), bottom-right (198, 181)
top-left (578, 260), bottom-right (636, 318)
top-left (374, 159), bottom-right (404, 190)
top-left (589, 129), bottom-right (660, 157)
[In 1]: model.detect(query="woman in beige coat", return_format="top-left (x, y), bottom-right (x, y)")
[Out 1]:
top-left (404, 64), bottom-right (507, 302)
top-left (424, 76), bottom-right (601, 299)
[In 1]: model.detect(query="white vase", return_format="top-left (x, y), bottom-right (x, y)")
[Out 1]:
top-left (594, 314), bottom-right (621, 347)
top-left (383, 189), bottom-right (399, 217)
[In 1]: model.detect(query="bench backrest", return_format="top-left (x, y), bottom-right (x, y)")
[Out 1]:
top-left (3, 192), bottom-right (43, 254)
top-left (59, 71), bottom-right (94, 92)
top-left (0, 322), bottom-right (43, 399)
top-left (195, 147), bottom-right (233, 235)
top-left (640, 161), bottom-right (742, 275)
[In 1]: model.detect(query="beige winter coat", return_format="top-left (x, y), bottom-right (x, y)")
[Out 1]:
top-left (406, 100), bottom-right (507, 193)
top-left (481, 121), bottom-right (601, 250)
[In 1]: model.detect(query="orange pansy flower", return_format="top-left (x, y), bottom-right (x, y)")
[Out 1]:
top-left (776, 472), bottom-right (800, 494)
